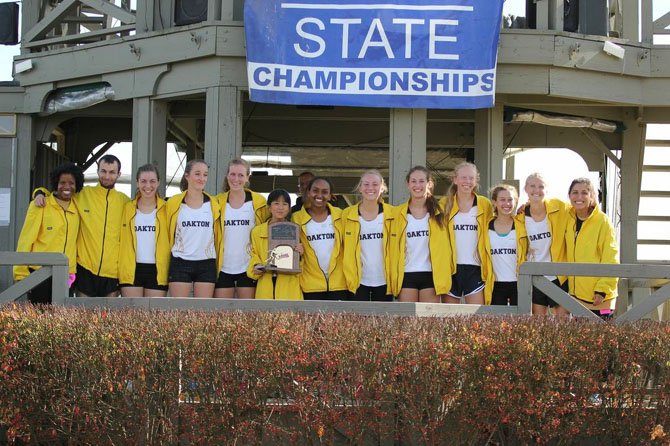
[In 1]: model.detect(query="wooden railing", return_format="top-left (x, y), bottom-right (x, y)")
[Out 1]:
top-left (0, 252), bottom-right (69, 304)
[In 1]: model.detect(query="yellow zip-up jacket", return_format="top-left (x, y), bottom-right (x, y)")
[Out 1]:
top-left (73, 185), bottom-right (130, 279)
top-left (341, 202), bottom-right (396, 294)
top-left (119, 196), bottom-right (171, 286)
top-left (166, 191), bottom-right (223, 274)
top-left (441, 194), bottom-right (493, 284)
top-left (390, 202), bottom-right (452, 296)
top-left (292, 204), bottom-right (347, 293)
top-left (482, 216), bottom-right (529, 304)
top-left (14, 195), bottom-right (80, 281)
top-left (565, 206), bottom-right (619, 303)
top-left (247, 222), bottom-right (303, 300)
top-left (516, 198), bottom-right (570, 284)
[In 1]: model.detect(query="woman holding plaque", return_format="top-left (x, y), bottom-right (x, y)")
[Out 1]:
top-left (342, 170), bottom-right (396, 302)
top-left (391, 166), bottom-right (451, 302)
top-left (292, 177), bottom-right (348, 300)
top-left (214, 158), bottom-right (268, 299)
top-left (248, 189), bottom-right (303, 299)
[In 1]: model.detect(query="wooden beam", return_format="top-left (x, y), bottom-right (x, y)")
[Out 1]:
top-left (0, 267), bottom-right (52, 304)
top-left (79, 0), bottom-right (136, 24)
top-left (23, 0), bottom-right (79, 43)
top-left (580, 128), bottom-right (621, 169)
top-left (23, 24), bottom-right (136, 49)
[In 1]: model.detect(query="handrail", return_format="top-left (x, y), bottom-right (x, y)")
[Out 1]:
top-left (518, 262), bottom-right (670, 324)
top-left (0, 252), bottom-right (69, 304)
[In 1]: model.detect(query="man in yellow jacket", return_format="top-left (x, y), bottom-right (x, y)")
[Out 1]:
top-left (34, 154), bottom-right (130, 297)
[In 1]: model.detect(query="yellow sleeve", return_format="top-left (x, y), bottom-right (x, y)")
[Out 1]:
top-left (595, 217), bottom-right (619, 297)
top-left (247, 228), bottom-right (265, 280)
top-left (14, 203), bottom-right (44, 281)
top-left (31, 187), bottom-right (50, 200)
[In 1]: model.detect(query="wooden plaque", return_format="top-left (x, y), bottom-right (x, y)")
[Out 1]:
top-left (266, 221), bottom-right (301, 274)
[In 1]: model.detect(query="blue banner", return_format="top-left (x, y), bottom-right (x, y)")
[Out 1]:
top-left (244, 0), bottom-right (504, 109)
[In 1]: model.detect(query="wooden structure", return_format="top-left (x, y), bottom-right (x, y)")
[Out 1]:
top-left (1, 0), bottom-right (670, 294)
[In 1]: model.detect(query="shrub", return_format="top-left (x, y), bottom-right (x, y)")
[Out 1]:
top-left (1, 305), bottom-right (669, 445)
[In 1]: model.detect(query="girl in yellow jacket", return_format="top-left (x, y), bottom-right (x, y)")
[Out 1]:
top-left (166, 159), bottom-right (222, 298)
top-left (392, 166), bottom-right (451, 302)
top-left (248, 189), bottom-right (304, 299)
top-left (214, 158), bottom-right (269, 299)
top-left (15, 162), bottom-right (83, 304)
top-left (119, 164), bottom-right (171, 297)
top-left (565, 177), bottom-right (619, 318)
top-left (292, 177), bottom-right (348, 300)
top-left (342, 170), bottom-right (396, 301)
top-left (483, 184), bottom-right (528, 306)
top-left (517, 173), bottom-right (571, 315)
top-left (440, 162), bottom-right (494, 304)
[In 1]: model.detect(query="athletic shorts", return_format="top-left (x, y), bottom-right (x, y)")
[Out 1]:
top-left (303, 290), bottom-right (349, 301)
top-left (350, 284), bottom-right (393, 302)
top-left (401, 271), bottom-right (435, 291)
top-left (215, 271), bottom-right (257, 289)
top-left (75, 264), bottom-right (120, 297)
top-left (449, 264), bottom-right (485, 298)
top-left (532, 278), bottom-right (568, 307)
top-left (120, 263), bottom-right (168, 291)
top-left (491, 281), bottom-right (518, 306)
top-left (168, 256), bottom-right (217, 284)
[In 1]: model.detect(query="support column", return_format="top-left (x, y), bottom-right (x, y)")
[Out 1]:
top-left (504, 155), bottom-right (515, 180)
top-left (389, 108), bottom-right (426, 205)
top-left (15, 115), bottom-right (34, 246)
top-left (620, 0), bottom-right (639, 42)
top-left (619, 111), bottom-right (646, 264)
top-left (132, 98), bottom-right (168, 197)
top-left (640, 0), bottom-right (654, 44)
top-left (204, 87), bottom-right (242, 196)
top-left (474, 103), bottom-right (504, 192)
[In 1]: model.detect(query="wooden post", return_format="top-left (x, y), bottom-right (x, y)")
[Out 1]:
top-left (474, 103), bottom-right (504, 192)
top-left (132, 98), bottom-right (168, 197)
top-left (619, 111), bottom-right (645, 264)
top-left (389, 108), bottom-right (426, 205)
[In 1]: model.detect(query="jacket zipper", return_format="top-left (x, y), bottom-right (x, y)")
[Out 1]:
top-left (98, 189), bottom-right (110, 275)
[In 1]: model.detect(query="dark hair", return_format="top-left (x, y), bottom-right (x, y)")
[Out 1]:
top-left (490, 184), bottom-right (518, 216)
top-left (136, 163), bottom-right (160, 182)
top-left (405, 165), bottom-right (445, 228)
top-left (50, 162), bottom-right (84, 193)
top-left (179, 159), bottom-right (208, 192)
top-left (298, 171), bottom-right (315, 179)
top-left (267, 189), bottom-right (291, 207)
top-left (568, 177), bottom-right (598, 213)
top-left (98, 154), bottom-right (121, 172)
top-left (307, 176), bottom-right (334, 194)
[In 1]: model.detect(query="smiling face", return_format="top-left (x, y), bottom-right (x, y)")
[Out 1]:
top-left (453, 164), bottom-right (477, 195)
top-left (407, 169), bottom-right (431, 200)
top-left (226, 163), bottom-right (248, 192)
top-left (524, 176), bottom-right (546, 204)
top-left (98, 160), bottom-right (121, 189)
top-left (359, 173), bottom-right (383, 203)
top-left (493, 189), bottom-right (516, 216)
top-left (307, 179), bottom-right (332, 210)
top-left (56, 173), bottom-right (76, 201)
top-left (269, 196), bottom-right (290, 221)
top-left (185, 162), bottom-right (209, 192)
top-left (569, 182), bottom-right (596, 217)
top-left (137, 171), bottom-right (159, 200)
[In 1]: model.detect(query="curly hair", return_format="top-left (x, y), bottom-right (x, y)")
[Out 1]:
top-left (50, 162), bottom-right (84, 193)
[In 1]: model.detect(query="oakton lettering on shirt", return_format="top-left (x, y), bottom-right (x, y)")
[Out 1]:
top-left (307, 233), bottom-right (335, 242)
top-left (182, 221), bottom-right (210, 228)
top-left (454, 224), bottom-right (477, 231)
top-left (135, 225), bottom-right (156, 232)
top-left (360, 232), bottom-right (383, 241)
top-left (491, 247), bottom-right (516, 255)
top-left (407, 230), bottom-right (429, 238)
top-left (225, 219), bottom-right (251, 226)
top-left (528, 231), bottom-right (551, 242)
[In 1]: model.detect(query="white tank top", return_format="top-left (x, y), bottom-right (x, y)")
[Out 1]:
top-left (135, 208), bottom-right (157, 264)
top-left (488, 222), bottom-right (517, 282)
top-left (172, 202), bottom-right (216, 261)
top-left (306, 215), bottom-right (335, 278)
top-left (453, 206), bottom-right (480, 266)
top-left (404, 213), bottom-right (431, 273)
top-left (359, 213), bottom-right (385, 287)
top-left (222, 200), bottom-right (255, 274)
top-left (524, 212), bottom-right (556, 281)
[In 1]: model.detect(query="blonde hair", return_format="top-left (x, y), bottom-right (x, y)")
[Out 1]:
top-left (353, 170), bottom-right (388, 203)
top-left (223, 158), bottom-right (251, 192)
top-left (444, 161), bottom-right (480, 215)
top-left (524, 172), bottom-right (547, 188)
top-left (406, 166), bottom-right (445, 228)
top-left (490, 184), bottom-right (519, 215)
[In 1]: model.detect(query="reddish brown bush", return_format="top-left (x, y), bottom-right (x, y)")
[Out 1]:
top-left (1, 305), bottom-right (669, 445)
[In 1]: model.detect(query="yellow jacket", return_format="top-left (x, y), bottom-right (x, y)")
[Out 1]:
top-left (72, 185), bottom-right (130, 279)
top-left (389, 202), bottom-right (452, 296)
top-left (440, 194), bottom-right (494, 302)
top-left (247, 222), bottom-right (303, 300)
top-left (14, 195), bottom-right (79, 281)
top-left (292, 204), bottom-right (347, 293)
top-left (482, 216), bottom-right (529, 304)
top-left (516, 198), bottom-right (570, 283)
top-left (341, 202), bottom-right (396, 294)
top-left (166, 191), bottom-right (223, 274)
top-left (119, 196), bottom-right (171, 286)
top-left (565, 206), bottom-right (619, 303)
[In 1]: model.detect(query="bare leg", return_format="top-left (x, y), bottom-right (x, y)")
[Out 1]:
top-left (532, 303), bottom-right (549, 315)
top-left (464, 290), bottom-right (484, 304)
top-left (145, 288), bottom-right (168, 298)
top-left (169, 282), bottom-right (193, 298)
top-left (398, 288), bottom-right (419, 302)
top-left (418, 288), bottom-right (439, 303)
top-left (193, 282), bottom-right (215, 298)
top-left (235, 287), bottom-right (256, 299)
top-left (213, 287), bottom-right (235, 298)
top-left (442, 295), bottom-right (461, 304)
top-left (121, 287), bottom-right (144, 297)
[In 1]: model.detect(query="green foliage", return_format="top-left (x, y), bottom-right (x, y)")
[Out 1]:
top-left (1, 306), bottom-right (669, 445)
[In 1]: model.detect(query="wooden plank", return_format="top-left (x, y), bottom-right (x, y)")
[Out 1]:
top-left (532, 275), bottom-right (602, 320)
top-left (0, 252), bottom-right (68, 266)
top-left (640, 191), bottom-right (670, 197)
top-left (643, 140), bottom-right (670, 147)
top-left (653, 10), bottom-right (670, 33)
top-left (79, 0), bottom-right (136, 24)
top-left (642, 165), bottom-right (670, 172)
top-left (23, 0), bottom-right (79, 43)
top-left (636, 239), bottom-right (670, 245)
top-left (517, 269), bottom-right (532, 314)
top-left (51, 265), bottom-right (69, 305)
top-left (519, 262), bottom-right (670, 279)
top-left (0, 267), bottom-right (52, 304)
top-left (24, 24), bottom-right (136, 49)
top-left (638, 215), bottom-right (670, 222)
top-left (616, 282), bottom-right (670, 324)
top-left (580, 128), bottom-right (621, 168)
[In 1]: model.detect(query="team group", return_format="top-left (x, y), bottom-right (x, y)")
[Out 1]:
top-left (14, 154), bottom-right (619, 316)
